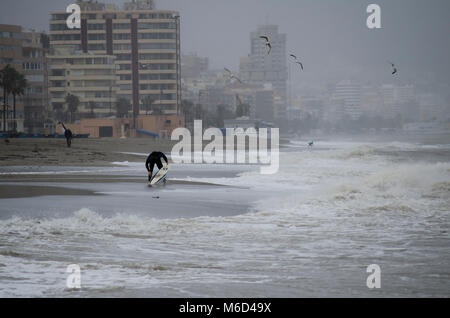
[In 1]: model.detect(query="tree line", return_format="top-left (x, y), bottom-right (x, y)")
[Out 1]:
top-left (0, 64), bottom-right (27, 132)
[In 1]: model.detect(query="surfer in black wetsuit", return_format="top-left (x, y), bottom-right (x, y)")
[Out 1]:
top-left (146, 151), bottom-right (169, 182)
top-left (59, 122), bottom-right (73, 147)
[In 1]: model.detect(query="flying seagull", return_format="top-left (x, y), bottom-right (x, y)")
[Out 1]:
top-left (224, 68), bottom-right (244, 84)
top-left (260, 35), bottom-right (271, 55)
top-left (388, 61), bottom-right (397, 75)
top-left (289, 53), bottom-right (303, 70)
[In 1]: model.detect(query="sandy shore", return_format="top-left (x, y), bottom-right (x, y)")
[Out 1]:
top-left (0, 184), bottom-right (101, 199)
top-left (0, 137), bottom-right (177, 167)
top-left (0, 136), bottom-right (289, 167)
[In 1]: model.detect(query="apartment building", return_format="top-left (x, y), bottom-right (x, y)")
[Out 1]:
top-left (22, 30), bottom-right (50, 133)
top-left (181, 53), bottom-right (209, 78)
top-left (333, 80), bottom-right (363, 120)
top-left (0, 24), bottom-right (24, 131)
top-left (49, 0), bottom-right (181, 119)
top-left (239, 25), bottom-right (287, 120)
top-left (1, 25), bottom-right (49, 133)
top-left (47, 45), bottom-right (117, 119)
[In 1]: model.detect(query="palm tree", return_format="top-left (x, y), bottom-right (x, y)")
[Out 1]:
top-left (235, 103), bottom-right (250, 118)
top-left (10, 72), bottom-right (27, 132)
top-left (181, 99), bottom-right (194, 124)
top-left (65, 93), bottom-right (79, 123)
top-left (216, 104), bottom-right (234, 127)
top-left (88, 101), bottom-right (97, 118)
top-left (116, 98), bottom-right (130, 118)
top-left (141, 95), bottom-right (154, 115)
top-left (194, 103), bottom-right (203, 120)
top-left (0, 65), bottom-right (16, 132)
top-left (151, 102), bottom-right (164, 115)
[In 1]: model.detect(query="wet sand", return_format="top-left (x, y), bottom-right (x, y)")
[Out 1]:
top-left (0, 179), bottom-right (229, 199)
top-left (0, 184), bottom-right (101, 199)
top-left (0, 160), bottom-right (255, 220)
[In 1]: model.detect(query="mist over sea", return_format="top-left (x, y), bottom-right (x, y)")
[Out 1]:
top-left (0, 137), bottom-right (449, 297)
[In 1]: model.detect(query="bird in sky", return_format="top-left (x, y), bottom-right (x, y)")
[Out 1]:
top-left (260, 35), bottom-right (271, 55)
top-left (224, 68), bottom-right (244, 84)
top-left (388, 61), bottom-right (397, 75)
top-left (289, 53), bottom-right (304, 70)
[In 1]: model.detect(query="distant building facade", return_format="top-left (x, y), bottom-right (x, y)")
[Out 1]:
top-left (181, 53), bottom-right (208, 79)
top-left (0, 24), bottom-right (24, 132)
top-left (47, 46), bottom-right (117, 120)
top-left (57, 114), bottom-right (183, 139)
top-left (0, 24), bottom-right (49, 133)
top-left (49, 0), bottom-right (181, 119)
top-left (22, 30), bottom-right (50, 133)
top-left (333, 80), bottom-right (362, 120)
top-left (239, 25), bottom-right (287, 120)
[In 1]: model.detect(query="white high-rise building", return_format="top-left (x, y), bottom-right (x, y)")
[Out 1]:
top-left (239, 25), bottom-right (287, 120)
top-left (333, 80), bottom-right (362, 119)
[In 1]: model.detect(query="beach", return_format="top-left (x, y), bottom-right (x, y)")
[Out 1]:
top-left (0, 137), bottom-right (449, 297)
top-left (0, 137), bottom-right (177, 167)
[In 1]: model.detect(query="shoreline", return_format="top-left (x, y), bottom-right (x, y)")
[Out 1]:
top-left (0, 137), bottom-right (289, 167)
top-left (0, 179), bottom-right (229, 199)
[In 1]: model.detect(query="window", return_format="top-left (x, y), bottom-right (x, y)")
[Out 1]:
top-left (113, 43), bottom-right (131, 51)
top-left (51, 70), bottom-right (64, 76)
top-left (50, 80), bottom-right (65, 87)
top-left (88, 33), bottom-right (105, 41)
top-left (88, 44), bottom-right (106, 51)
top-left (51, 14), bottom-right (69, 21)
top-left (26, 74), bottom-right (44, 82)
top-left (118, 64), bottom-right (131, 70)
top-left (140, 84), bottom-right (175, 90)
top-left (119, 84), bottom-right (132, 90)
top-left (113, 23), bottom-right (131, 30)
top-left (103, 14), bottom-right (116, 19)
top-left (138, 43), bottom-right (176, 50)
top-left (160, 73), bottom-right (176, 80)
top-left (138, 22), bottom-right (176, 30)
top-left (0, 44), bottom-right (21, 52)
top-left (88, 23), bottom-right (105, 30)
top-left (139, 74), bottom-right (159, 81)
top-left (51, 34), bottom-right (80, 41)
top-left (119, 74), bottom-right (131, 81)
top-left (139, 53), bottom-right (175, 60)
top-left (116, 54), bottom-right (131, 61)
top-left (50, 24), bottom-right (69, 31)
top-left (138, 33), bottom-right (175, 40)
top-left (113, 33), bottom-right (130, 40)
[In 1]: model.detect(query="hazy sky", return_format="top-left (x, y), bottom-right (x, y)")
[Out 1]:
top-left (1, 0), bottom-right (450, 91)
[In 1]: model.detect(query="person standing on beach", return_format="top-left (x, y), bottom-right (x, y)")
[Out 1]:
top-left (58, 122), bottom-right (73, 148)
top-left (146, 151), bottom-right (169, 182)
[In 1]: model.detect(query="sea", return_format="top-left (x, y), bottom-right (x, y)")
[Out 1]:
top-left (0, 137), bottom-right (449, 297)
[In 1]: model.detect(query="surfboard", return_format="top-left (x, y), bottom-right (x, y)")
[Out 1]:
top-left (148, 167), bottom-right (169, 186)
